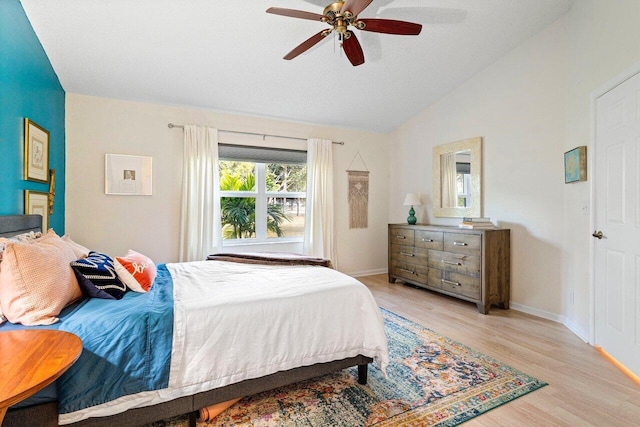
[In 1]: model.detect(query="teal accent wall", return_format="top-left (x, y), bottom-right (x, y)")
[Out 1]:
top-left (0, 0), bottom-right (65, 233)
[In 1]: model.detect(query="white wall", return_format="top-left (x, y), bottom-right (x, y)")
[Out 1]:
top-left (388, 17), bottom-right (568, 319)
top-left (65, 94), bottom-right (389, 276)
top-left (562, 0), bottom-right (640, 339)
top-left (388, 0), bottom-right (640, 340)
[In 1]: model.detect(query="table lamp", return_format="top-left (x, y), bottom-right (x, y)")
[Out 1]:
top-left (403, 193), bottom-right (421, 225)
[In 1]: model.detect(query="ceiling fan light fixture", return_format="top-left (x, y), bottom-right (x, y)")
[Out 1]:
top-left (266, 0), bottom-right (422, 66)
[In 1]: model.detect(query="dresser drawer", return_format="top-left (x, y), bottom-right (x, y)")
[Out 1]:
top-left (389, 228), bottom-right (415, 246)
top-left (390, 259), bottom-right (428, 285)
top-left (390, 244), bottom-right (428, 263)
top-left (430, 269), bottom-right (481, 300)
top-left (415, 230), bottom-right (444, 250)
top-left (444, 233), bottom-right (481, 256)
top-left (427, 250), bottom-right (480, 278)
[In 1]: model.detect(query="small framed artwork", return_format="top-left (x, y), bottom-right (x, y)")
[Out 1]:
top-left (105, 154), bottom-right (153, 195)
top-left (24, 118), bottom-right (50, 183)
top-left (25, 190), bottom-right (49, 231)
top-left (564, 146), bottom-right (587, 184)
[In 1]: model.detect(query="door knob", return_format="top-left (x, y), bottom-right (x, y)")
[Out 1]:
top-left (592, 230), bottom-right (603, 239)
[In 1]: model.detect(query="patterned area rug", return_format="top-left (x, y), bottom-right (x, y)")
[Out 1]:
top-left (183, 308), bottom-right (546, 426)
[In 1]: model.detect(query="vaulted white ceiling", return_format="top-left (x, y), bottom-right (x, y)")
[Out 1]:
top-left (20, 0), bottom-right (574, 133)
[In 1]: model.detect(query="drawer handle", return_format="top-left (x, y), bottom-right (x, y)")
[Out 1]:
top-left (396, 235), bottom-right (407, 239)
top-left (400, 252), bottom-right (415, 257)
top-left (442, 279), bottom-right (461, 286)
top-left (441, 260), bottom-right (462, 266)
top-left (421, 238), bottom-right (434, 242)
top-left (399, 268), bottom-right (416, 275)
top-left (453, 241), bottom-right (468, 246)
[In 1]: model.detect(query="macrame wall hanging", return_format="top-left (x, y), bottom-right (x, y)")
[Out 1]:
top-left (346, 152), bottom-right (370, 229)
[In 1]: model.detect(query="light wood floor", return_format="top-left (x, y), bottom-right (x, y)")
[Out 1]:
top-left (358, 274), bottom-right (640, 426)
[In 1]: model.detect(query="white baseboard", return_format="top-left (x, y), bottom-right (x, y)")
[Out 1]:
top-left (347, 268), bottom-right (388, 278)
top-left (510, 302), bottom-right (590, 343)
top-left (509, 301), bottom-right (565, 323)
top-left (563, 318), bottom-right (590, 343)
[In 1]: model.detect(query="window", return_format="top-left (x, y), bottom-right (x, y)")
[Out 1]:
top-left (219, 145), bottom-right (307, 243)
top-left (456, 161), bottom-right (470, 208)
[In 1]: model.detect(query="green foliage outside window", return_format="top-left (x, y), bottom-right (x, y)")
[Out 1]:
top-left (220, 163), bottom-right (296, 239)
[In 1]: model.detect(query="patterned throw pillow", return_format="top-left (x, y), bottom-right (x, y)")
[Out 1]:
top-left (71, 251), bottom-right (127, 300)
top-left (114, 250), bottom-right (157, 293)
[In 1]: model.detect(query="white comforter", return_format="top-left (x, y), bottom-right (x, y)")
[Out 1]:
top-left (162, 260), bottom-right (389, 397)
top-left (60, 260), bottom-right (388, 424)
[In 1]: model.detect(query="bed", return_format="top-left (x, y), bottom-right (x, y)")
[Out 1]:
top-left (0, 215), bottom-right (388, 427)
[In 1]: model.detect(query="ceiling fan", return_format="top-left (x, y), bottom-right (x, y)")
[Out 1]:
top-left (266, 0), bottom-right (422, 66)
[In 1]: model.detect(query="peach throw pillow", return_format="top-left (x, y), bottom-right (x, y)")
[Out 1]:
top-left (0, 230), bottom-right (82, 325)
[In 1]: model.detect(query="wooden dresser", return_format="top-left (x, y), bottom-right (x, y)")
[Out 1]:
top-left (388, 224), bottom-right (510, 314)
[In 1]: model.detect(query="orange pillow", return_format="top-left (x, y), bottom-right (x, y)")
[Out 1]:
top-left (0, 230), bottom-right (82, 325)
top-left (114, 250), bottom-right (157, 292)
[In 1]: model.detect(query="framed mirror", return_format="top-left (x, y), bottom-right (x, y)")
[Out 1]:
top-left (433, 137), bottom-right (482, 218)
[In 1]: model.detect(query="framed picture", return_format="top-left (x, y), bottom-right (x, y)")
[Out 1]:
top-left (25, 190), bottom-right (49, 231)
top-left (564, 146), bottom-right (587, 184)
top-left (105, 154), bottom-right (153, 195)
top-left (24, 118), bottom-right (50, 183)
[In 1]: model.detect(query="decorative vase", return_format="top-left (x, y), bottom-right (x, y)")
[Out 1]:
top-left (407, 206), bottom-right (417, 224)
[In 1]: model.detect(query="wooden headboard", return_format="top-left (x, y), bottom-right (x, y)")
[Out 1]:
top-left (0, 215), bottom-right (42, 238)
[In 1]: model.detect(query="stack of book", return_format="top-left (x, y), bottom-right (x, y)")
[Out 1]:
top-left (458, 217), bottom-right (495, 229)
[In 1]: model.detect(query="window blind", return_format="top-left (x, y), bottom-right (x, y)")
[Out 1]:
top-left (456, 162), bottom-right (470, 174)
top-left (218, 144), bottom-right (307, 165)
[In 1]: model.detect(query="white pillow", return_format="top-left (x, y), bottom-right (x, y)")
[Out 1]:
top-left (62, 234), bottom-right (90, 259)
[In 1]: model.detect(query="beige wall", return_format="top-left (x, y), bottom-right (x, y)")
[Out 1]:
top-left (563, 0), bottom-right (640, 339)
top-left (65, 94), bottom-right (389, 276)
top-left (388, 0), bottom-right (640, 341)
top-left (388, 17), bottom-right (568, 320)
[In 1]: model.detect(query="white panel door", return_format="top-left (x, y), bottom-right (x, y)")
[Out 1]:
top-left (595, 71), bottom-right (640, 376)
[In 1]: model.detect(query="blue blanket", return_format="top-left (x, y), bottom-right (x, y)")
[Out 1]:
top-left (2, 264), bottom-right (174, 414)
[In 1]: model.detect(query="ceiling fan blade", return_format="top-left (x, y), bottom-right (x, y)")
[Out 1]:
top-left (357, 18), bottom-right (422, 35)
top-left (284, 30), bottom-right (331, 60)
top-left (266, 7), bottom-right (324, 21)
top-left (340, 0), bottom-right (374, 17)
top-left (343, 31), bottom-right (365, 66)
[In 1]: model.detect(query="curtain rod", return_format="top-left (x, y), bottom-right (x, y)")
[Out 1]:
top-left (168, 123), bottom-right (344, 145)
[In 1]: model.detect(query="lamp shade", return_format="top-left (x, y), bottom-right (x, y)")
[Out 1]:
top-left (403, 193), bottom-right (421, 206)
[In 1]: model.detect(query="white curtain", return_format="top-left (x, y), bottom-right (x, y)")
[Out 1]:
top-left (303, 138), bottom-right (337, 267)
top-left (179, 125), bottom-right (222, 262)
top-left (441, 152), bottom-right (457, 208)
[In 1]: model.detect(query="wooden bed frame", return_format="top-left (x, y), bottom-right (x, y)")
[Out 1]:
top-left (1, 215), bottom-right (372, 427)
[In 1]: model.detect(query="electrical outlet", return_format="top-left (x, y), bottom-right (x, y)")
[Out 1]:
top-left (581, 201), bottom-right (590, 216)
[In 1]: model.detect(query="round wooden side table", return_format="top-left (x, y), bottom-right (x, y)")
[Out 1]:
top-left (0, 329), bottom-right (82, 424)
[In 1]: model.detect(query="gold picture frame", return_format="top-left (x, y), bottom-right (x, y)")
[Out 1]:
top-left (25, 190), bottom-right (49, 231)
top-left (24, 118), bottom-right (50, 183)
